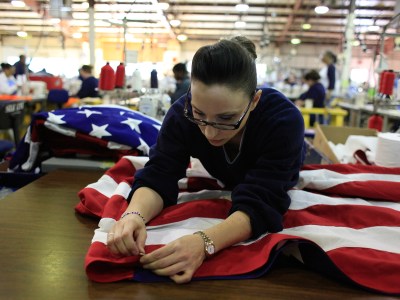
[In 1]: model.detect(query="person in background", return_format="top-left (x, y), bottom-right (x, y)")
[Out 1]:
top-left (107, 36), bottom-right (305, 284)
top-left (320, 50), bottom-right (337, 106)
top-left (13, 55), bottom-right (30, 78)
top-left (0, 63), bottom-right (18, 95)
top-left (169, 62), bottom-right (190, 105)
top-left (76, 65), bottom-right (99, 99)
top-left (295, 70), bottom-right (326, 127)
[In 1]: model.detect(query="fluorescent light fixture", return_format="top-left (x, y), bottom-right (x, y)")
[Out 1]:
top-left (235, 3), bottom-right (249, 12)
top-left (352, 40), bottom-right (360, 46)
top-left (11, 0), bottom-right (25, 7)
top-left (235, 20), bottom-right (246, 28)
top-left (72, 32), bottom-right (83, 39)
top-left (81, 2), bottom-right (89, 9)
top-left (17, 31), bottom-right (28, 37)
top-left (50, 18), bottom-right (61, 24)
top-left (169, 19), bottom-right (181, 27)
top-left (158, 2), bottom-right (169, 10)
top-left (314, 5), bottom-right (329, 14)
top-left (290, 37), bottom-right (301, 45)
top-left (367, 25), bottom-right (380, 31)
top-left (302, 23), bottom-right (311, 30)
top-left (177, 34), bottom-right (187, 42)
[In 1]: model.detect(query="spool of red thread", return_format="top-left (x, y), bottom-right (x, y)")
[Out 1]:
top-left (378, 71), bottom-right (387, 94)
top-left (381, 70), bottom-right (395, 96)
top-left (99, 62), bottom-right (115, 91)
top-left (115, 62), bottom-right (125, 88)
top-left (368, 114), bottom-right (383, 132)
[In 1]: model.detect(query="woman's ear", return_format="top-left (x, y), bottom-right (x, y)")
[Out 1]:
top-left (251, 89), bottom-right (262, 110)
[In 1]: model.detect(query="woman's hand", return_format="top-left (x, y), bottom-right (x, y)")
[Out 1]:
top-left (107, 214), bottom-right (147, 256)
top-left (140, 234), bottom-right (206, 284)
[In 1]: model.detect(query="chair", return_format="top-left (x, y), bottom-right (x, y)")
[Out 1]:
top-left (0, 100), bottom-right (25, 148)
top-left (47, 89), bottom-right (69, 109)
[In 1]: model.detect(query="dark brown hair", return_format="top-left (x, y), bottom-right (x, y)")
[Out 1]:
top-left (191, 36), bottom-right (257, 97)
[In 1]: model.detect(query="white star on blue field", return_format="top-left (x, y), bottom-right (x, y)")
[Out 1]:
top-left (39, 105), bottom-right (161, 154)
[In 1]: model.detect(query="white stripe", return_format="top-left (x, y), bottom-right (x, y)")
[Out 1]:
top-left (297, 169), bottom-right (400, 190)
top-left (44, 121), bottom-right (77, 137)
top-left (86, 175), bottom-right (131, 199)
top-left (123, 156), bottom-right (149, 171)
top-left (288, 190), bottom-right (400, 212)
top-left (177, 190), bottom-right (232, 203)
top-left (282, 225), bottom-right (400, 254)
top-left (92, 218), bottom-right (116, 244)
top-left (146, 217), bottom-right (223, 245)
top-left (92, 217), bottom-right (223, 245)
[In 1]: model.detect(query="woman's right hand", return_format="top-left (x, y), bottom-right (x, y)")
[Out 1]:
top-left (107, 213), bottom-right (147, 257)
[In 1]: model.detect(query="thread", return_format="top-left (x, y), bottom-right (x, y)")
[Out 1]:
top-left (115, 62), bottom-right (125, 88)
top-left (131, 69), bottom-right (142, 92)
top-left (378, 70), bottom-right (387, 94)
top-left (99, 62), bottom-right (115, 91)
top-left (381, 70), bottom-right (395, 96)
top-left (375, 132), bottom-right (400, 167)
top-left (150, 69), bottom-right (158, 89)
top-left (367, 114), bottom-right (383, 132)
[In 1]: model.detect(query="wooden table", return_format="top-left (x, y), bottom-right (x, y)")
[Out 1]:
top-left (0, 169), bottom-right (397, 300)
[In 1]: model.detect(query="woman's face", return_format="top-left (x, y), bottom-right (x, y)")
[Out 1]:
top-left (190, 81), bottom-right (260, 147)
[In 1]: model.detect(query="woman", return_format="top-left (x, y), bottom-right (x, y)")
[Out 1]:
top-left (295, 70), bottom-right (326, 126)
top-left (320, 50), bottom-right (337, 105)
top-left (107, 36), bottom-right (305, 284)
top-left (0, 63), bottom-right (18, 95)
top-left (76, 64), bottom-right (98, 98)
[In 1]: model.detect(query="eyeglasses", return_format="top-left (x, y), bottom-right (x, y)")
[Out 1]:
top-left (183, 87), bottom-right (254, 130)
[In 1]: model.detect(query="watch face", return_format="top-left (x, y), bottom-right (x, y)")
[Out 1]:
top-left (206, 244), bottom-right (215, 255)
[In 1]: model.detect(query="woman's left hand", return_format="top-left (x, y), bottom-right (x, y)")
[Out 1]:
top-left (140, 234), bottom-right (206, 284)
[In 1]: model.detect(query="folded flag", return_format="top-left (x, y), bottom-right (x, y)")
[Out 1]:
top-left (76, 157), bottom-right (400, 295)
top-left (9, 105), bottom-right (161, 172)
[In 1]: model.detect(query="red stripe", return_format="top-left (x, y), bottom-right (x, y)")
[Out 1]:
top-left (328, 247), bottom-right (400, 294)
top-left (303, 164), bottom-right (400, 175)
top-left (321, 181), bottom-right (400, 202)
top-left (284, 204), bottom-right (400, 229)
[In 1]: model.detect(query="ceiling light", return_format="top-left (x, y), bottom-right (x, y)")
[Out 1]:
top-left (17, 31), bottom-right (28, 38)
top-left (72, 32), bottom-right (82, 39)
top-left (158, 2), bottom-right (169, 10)
top-left (302, 23), bottom-right (311, 30)
top-left (314, 5), bottom-right (329, 14)
top-left (81, 2), bottom-right (89, 9)
top-left (291, 38), bottom-right (301, 45)
top-left (235, 20), bottom-right (246, 28)
top-left (177, 34), bottom-right (187, 42)
top-left (11, 0), bottom-right (25, 7)
top-left (352, 40), bottom-right (360, 46)
top-left (170, 19), bottom-right (181, 27)
top-left (367, 25), bottom-right (380, 32)
top-left (235, 3), bottom-right (249, 12)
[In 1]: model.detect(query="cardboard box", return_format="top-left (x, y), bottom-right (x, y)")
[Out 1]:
top-left (313, 124), bottom-right (377, 164)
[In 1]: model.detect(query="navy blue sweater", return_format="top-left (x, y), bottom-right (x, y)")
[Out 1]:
top-left (131, 88), bottom-right (305, 238)
top-left (77, 76), bottom-right (99, 99)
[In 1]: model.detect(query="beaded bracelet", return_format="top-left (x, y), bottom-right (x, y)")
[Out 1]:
top-left (120, 211), bottom-right (146, 223)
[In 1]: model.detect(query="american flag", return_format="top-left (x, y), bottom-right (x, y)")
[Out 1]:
top-left (76, 157), bottom-right (400, 295)
top-left (9, 105), bottom-right (161, 172)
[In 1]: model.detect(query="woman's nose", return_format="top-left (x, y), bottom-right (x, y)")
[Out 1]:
top-left (203, 124), bottom-right (219, 139)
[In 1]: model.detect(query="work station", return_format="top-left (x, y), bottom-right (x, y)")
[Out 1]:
top-left (1, 0), bottom-right (400, 299)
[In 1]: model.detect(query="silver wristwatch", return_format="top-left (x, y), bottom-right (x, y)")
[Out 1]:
top-left (194, 231), bottom-right (215, 257)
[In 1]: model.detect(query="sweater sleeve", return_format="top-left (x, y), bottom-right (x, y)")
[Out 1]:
top-left (129, 101), bottom-right (190, 207)
top-left (229, 99), bottom-right (305, 238)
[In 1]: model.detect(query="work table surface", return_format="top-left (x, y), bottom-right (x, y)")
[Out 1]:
top-left (0, 169), bottom-right (397, 299)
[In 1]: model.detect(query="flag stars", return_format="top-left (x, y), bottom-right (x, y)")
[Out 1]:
top-left (89, 124), bottom-right (112, 139)
top-left (77, 109), bottom-right (102, 118)
top-left (47, 112), bottom-right (66, 124)
top-left (137, 137), bottom-right (150, 155)
top-left (121, 118), bottom-right (142, 134)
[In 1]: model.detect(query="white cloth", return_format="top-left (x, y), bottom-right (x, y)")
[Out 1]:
top-left (0, 72), bottom-right (17, 95)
